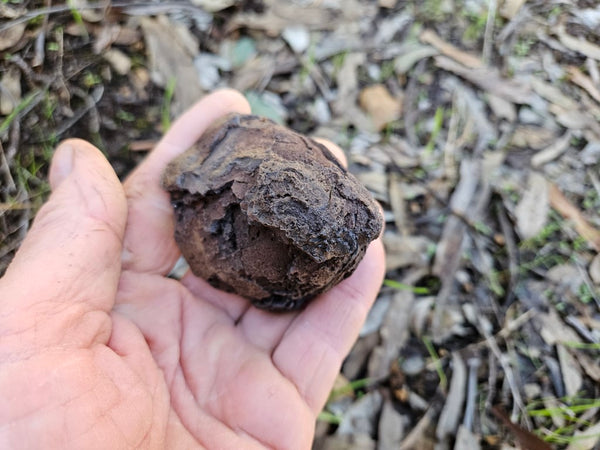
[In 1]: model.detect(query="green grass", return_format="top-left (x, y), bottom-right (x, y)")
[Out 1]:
top-left (527, 397), bottom-right (600, 444)
top-left (161, 77), bottom-right (177, 132)
top-left (317, 410), bottom-right (342, 425)
top-left (67, 0), bottom-right (88, 39)
top-left (422, 336), bottom-right (447, 392)
top-left (424, 107), bottom-right (445, 154)
top-left (0, 89), bottom-right (44, 135)
top-left (383, 279), bottom-right (430, 295)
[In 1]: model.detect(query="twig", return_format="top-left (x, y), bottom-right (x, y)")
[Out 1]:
top-left (463, 356), bottom-right (481, 431)
top-left (482, 0), bottom-right (497, 64)
top-left (496, 201), bottom-right (519, 307)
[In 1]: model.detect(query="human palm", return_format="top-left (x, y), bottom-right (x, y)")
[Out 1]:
top-left (0, 90), bottom-right (384, 449)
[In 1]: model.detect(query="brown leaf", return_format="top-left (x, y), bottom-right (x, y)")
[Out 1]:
top-left (568, 66), bottom-right (600, 103)
top-left (359, 84), bottom-right (402, 131)
top-left (548, 183), bottom-right (600, 252)
top-left (0, 22), bottom-right (25, 51)
top-left (491, 405), bottom-right (553, 450)
top-left (140, 16), bottom-right (203, 114)
top-left (556, 25), bottom-right (600, 61)
top-left (420, 29), bottom-right (483, 69)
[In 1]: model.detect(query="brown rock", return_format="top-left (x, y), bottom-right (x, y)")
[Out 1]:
top-left (162, 114), bottom-right (383, 311)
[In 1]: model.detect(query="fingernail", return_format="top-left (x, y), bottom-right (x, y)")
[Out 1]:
top-left (50, 143), bottom-right (75, 188)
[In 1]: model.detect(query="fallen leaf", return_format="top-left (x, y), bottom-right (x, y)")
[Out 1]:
top-left (567, 66), bottom-right (600, 103)
top-left (379, 399), bottom-right (406, 448)
top-left (531, 130), bottom-right (572, 167)
top-left (556, 25), bottom-right (600, 61)
top-left (378, 0), bottom-right (398, 8)
top-left (548, 182), bottom-right (600, 251)
top-left (190, 0), bottom-right (236, 12)
top-left (0, 66), bottom-right (21, 115)
top-left (70, 0), bottom-right (105, 22)
top-left (282, 25), bottom-right (310, 54)
top-left (0, 22), bottom-right (25, 51)
top-left (103, 48), bottom-right (131, 76)
top-left (359, 84), bottom-right (402, 131)
top-left (500, 0), bottom-right (527, 19)
top-left (491, 405), bottom-right (552, 450)
top-left (454, 426), bottom-right (481, 450)
top-left (589, 254), bottom-right (600, 284)
top-left (383, 233), bottom-right (433, 271)
top-left (566, 420), bottom-right (600, 450)
top-left (557, 344), bottom-right (582, 398)
top-left (140, 16), bottom-right (204, 114)
top-left (434, 56), bottom-right (533, 104)
top-left (337, 391), bottom-right (383, 436)
top-left (420, 29), bottom-right (483, 69)
top-left (436, 353), bottom-right (466, 441)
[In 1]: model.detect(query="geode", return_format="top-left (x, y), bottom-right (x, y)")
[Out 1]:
top-left (162, 114), bottom-right (383, 311)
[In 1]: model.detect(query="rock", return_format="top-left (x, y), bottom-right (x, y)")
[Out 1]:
top-left (162, 114), bottom-right (383, 311)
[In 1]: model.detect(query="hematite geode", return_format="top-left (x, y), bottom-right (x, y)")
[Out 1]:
top-left (162, 114), bottom-right (383, 311)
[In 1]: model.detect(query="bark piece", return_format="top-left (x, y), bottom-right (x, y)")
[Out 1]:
top-left (162, 114), bottom-right (383, 311)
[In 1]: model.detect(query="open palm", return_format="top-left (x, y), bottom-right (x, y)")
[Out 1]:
top-left (0, 90), bottom-right (385, 449)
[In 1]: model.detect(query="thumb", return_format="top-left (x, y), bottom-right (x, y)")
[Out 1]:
top-left (1, 139), bottom-right (127, 346)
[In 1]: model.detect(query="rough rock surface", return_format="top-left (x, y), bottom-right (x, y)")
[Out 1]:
top-left (162, 114), bottom-right (383, 311)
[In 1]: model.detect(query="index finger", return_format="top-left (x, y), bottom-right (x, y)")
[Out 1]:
top-left (121, 89), bottom-right (251, 274)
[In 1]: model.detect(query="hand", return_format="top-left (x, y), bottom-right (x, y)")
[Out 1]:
top-left (0, 90), bottom-right (385, 449)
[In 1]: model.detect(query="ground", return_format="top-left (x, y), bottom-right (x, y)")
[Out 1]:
top-left (1, 0), bottom-right (600, 449)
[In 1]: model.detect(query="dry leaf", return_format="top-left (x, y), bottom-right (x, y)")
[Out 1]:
top-left (531, 130), bottom-right (572, 167)
top-left (557, 344), bottom-right (582, 398)
top-left (190, 0), bottom-right (236, 12)
top-left (0, 66), bottom-right (21, 115)
top-left (70, 0), bottom-right (104, 22)
top-left (436, 353), bottom-right (466, 441)
top-left (434, 56), bottom-right (532, 104)
top-left (420, 29), bottom-right (483, 69)
top-left (103, 48), bottom-right (131, 76)
top-left (359, 84), bottom-right (402, 131)
top-left (548, 182), bottom-right (600, 251)
top-left (566, 420), bottom-right (600, 450)
top-left (567, 66), bottom-right (600, 103)
top-left (589, 254), bottom-right (600, 284)
top-left (556, 26), bottom-right (600, 61)
top-left (491, 406), bottom-right (553, 450)
top-left (0, 22), bottom-right (25, 51)
top-left (140, 16), bottom-right (204, 114)
top-left (379, 0), bottom-right (398, 7)
top-left (500, 0), bottom-right (527, 19)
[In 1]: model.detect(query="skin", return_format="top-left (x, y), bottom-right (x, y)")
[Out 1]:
top-left (0, 89), bottom-right (385, 449)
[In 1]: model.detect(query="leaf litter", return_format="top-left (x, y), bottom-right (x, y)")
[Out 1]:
top-left (1, 0), bottom-right (600, 448)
